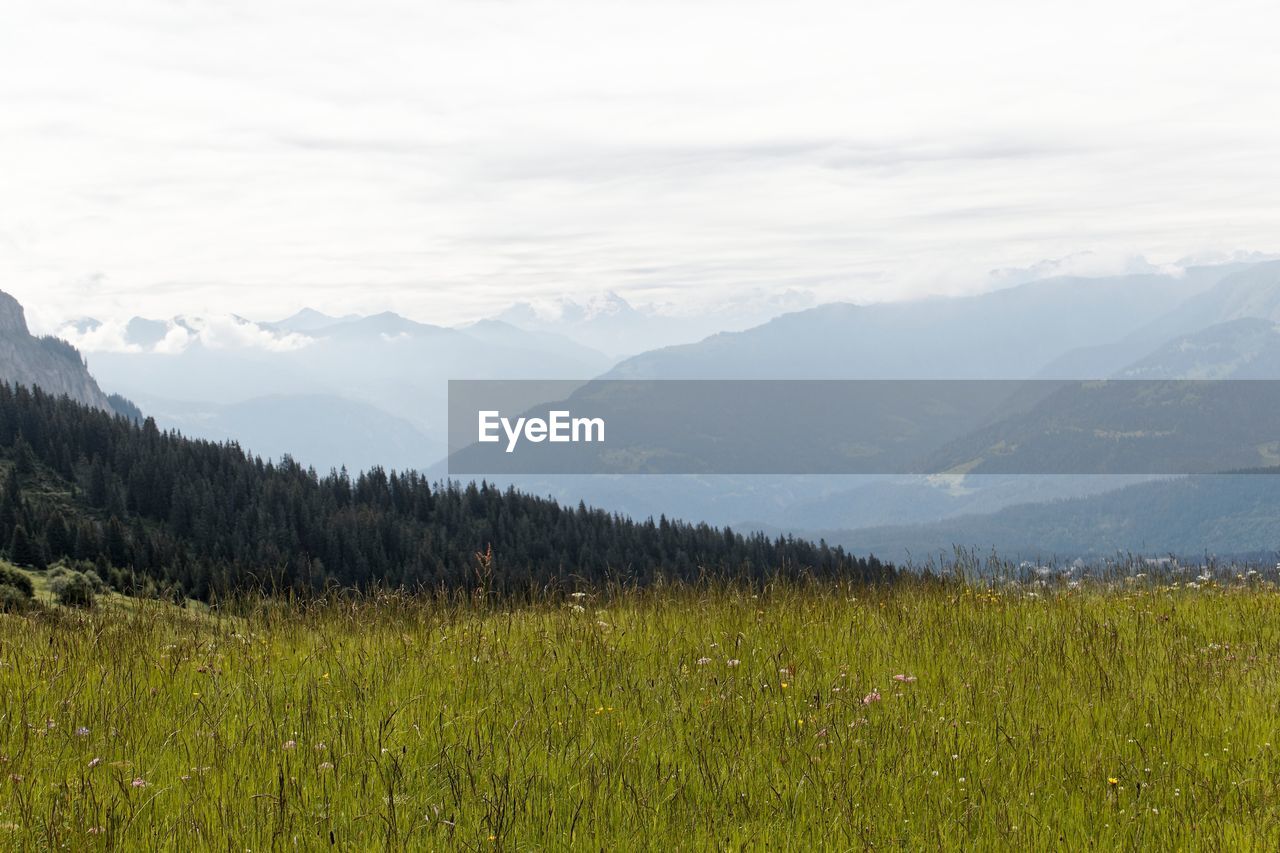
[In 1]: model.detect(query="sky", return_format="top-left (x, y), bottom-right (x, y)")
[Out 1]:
top-left (2, 0), bottom-right (1278, 331)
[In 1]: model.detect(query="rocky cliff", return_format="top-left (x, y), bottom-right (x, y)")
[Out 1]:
top-left (0, 289), bottom-right (116, 412)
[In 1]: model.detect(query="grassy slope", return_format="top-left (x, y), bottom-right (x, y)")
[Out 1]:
top-left (0, 580), bottom-right (1278, 849)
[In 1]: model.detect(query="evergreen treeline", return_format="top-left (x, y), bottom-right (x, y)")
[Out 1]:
top-left (0, 384), bottom-right (893, 599)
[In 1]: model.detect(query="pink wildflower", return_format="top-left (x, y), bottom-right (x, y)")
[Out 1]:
top-left (892, 674), bottom-right (917, 684)
top-left (862, 689), bottom-right (882, 705)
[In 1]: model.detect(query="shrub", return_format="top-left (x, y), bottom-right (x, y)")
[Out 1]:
top-left (51, 571), bottom-right (95, 609)
top-left (0, 583), bottom-right (30, 613)
top-left (0, 565), bottom-right (35, 598)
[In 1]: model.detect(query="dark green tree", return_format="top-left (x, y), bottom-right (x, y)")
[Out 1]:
top-left (9, 524), bottom-right (44, 569)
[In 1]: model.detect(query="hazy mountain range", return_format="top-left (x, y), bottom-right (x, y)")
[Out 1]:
top-left (495, 261), bottom-right (1280, 557)
top-left (61, 308), bottom-right (615, 467)
top-left (493, 290), bottom-right (814, 359)
top-left (29, 257), bottom-right (1280, 560)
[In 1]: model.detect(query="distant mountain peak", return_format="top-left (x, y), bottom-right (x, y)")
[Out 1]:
top-left (268, 307), bottom-right (361, 334)
top-left (286, 307), bottom-right (334, 322)
top-left (65, 317), bottom-right (103, 335)
top-left (498, 291), bottom-right (640, 326)
top-left (125, 317), bottom-right (171, 348)
top-left (315, 310), bottom-right (453, 339)
top-left (577, 290), bottom-right (635, 319)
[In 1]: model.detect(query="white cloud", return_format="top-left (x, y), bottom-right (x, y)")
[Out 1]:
top-left (55, 319), bottom-right (143, 354)
top-left (58, 314), bottom-right (313, 354)
top-left (183, 316), bottom-right (313, 353)
top-left (152, 324), bottom-right (194, 355)
top-left (2, 0), bottom-right (1279, 325)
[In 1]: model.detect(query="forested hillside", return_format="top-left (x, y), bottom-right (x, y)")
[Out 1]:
top-left (0, 384), bottom-right (891, 599)
top-left (832, 473), bottom-right (1280, 562)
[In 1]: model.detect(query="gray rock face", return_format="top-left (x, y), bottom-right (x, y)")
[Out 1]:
top-left (0, 289), bottom-right (115, 411)
top-left (0, 291), bottom-right (28, 335)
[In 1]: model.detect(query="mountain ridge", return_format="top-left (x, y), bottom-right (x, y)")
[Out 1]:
top-left (0, 289), bottom-right (118, 413)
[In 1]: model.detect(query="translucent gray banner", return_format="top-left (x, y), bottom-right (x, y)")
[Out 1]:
top-left (447, 379), bottom-right (1280, 475)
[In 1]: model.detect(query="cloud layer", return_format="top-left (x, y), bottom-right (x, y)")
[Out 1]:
top-left (2, 0), bottom-right (1278, 329)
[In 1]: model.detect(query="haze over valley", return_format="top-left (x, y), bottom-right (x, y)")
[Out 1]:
top-left (15, 254), bottom-right (1275, 562)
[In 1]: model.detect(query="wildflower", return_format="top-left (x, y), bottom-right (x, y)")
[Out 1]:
top-left (282, 740), bottom-right (297, 751)
top-left (862, 689), bottom-right (882, 705)
top-left (8, 774), bottom-right (22, 783)
top-left (570, 592), bottom-right (587, 599)
top-left (319, 762), bottom-right (334, 771)
top-left (891, 674), bottom-right (917, 684)
top-left (131, 778), bottom-right (147, 788)
top-left (1108, 777), bottom-right (1119, 786)
top-left (780, 682), bottom-right (789, 690)
top-left (571, 605), bottom-right (585, 613)
top-left (87, 827), bottom-right (104, 835)
top-left (726, 659), bottom-right (741, 667)
top-left (696, 657), bottom-right (712, 666)
top-left (75, 726), bottom-right (90, 737)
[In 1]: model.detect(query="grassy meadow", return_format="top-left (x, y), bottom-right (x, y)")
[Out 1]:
top-left (1, 566), bottom-right (1279, 849)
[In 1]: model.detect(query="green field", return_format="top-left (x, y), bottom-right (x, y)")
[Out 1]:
top-left (1, 568), bottom-right (1279, 850)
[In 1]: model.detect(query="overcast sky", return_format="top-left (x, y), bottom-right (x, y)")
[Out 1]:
top-left (2, 0), bottom-right (1278, 329)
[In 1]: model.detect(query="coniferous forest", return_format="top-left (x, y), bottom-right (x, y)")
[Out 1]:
top-left (0, 383), bottom-right (893, 600)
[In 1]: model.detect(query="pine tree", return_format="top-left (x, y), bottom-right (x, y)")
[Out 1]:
top-left (9, 524), bottom-right (44, 569)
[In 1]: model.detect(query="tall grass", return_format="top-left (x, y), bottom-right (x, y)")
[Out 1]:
top-left (1, 574), bottom-right (1278, 849)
